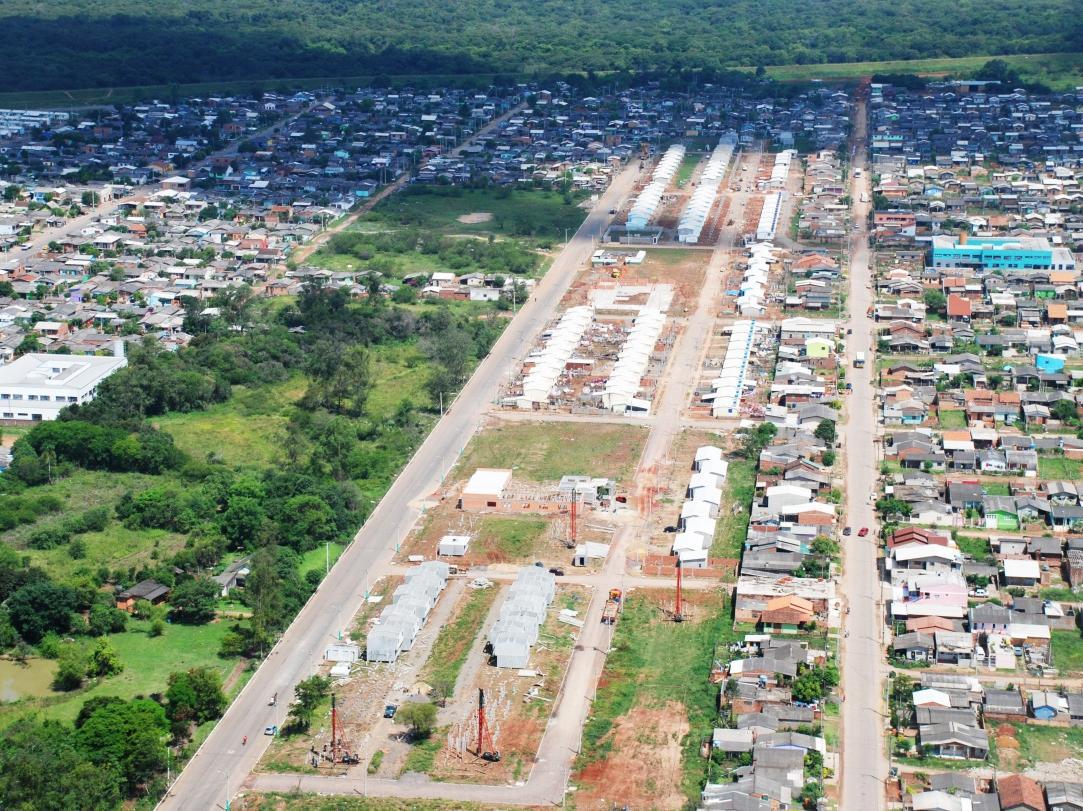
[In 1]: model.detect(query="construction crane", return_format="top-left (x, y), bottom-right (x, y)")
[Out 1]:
top-left (474, 689), bottom-right (500, 762)
top-left (673, 559), bottom-right (685, 623)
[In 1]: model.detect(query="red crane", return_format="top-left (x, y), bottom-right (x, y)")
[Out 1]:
top-left (475, 689), bottom-right (500, 762)
top-left (674, 559), bottom-right (685, 623)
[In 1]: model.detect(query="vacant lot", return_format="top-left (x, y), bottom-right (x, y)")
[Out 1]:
top-left (1051, 630), bottom-right (1083, 673)
top-left (575, 591), bottom-right (736, 806)
top-left (455, 421), bottom-right (647, 486)
top-left (370, 187), bottom-right (588, 240)
top-left (711, 460), bottom-right (756, 558)
top-left (1039, 456), bottom-right (1083, 479)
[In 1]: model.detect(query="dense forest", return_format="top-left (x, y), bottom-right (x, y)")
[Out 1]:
top-left (0, 0), bottom-right (1079, 91)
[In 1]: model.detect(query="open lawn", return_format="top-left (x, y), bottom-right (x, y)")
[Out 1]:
top-left (370, 187), bottom-right (588, 241)
top-left (938, 410), bottom-right (968, 430)
top-left (454, 421), bottom-right (647, 486)
top-left (1051, 630), bottom-right (1083, 674)
top-left (1039, 456), bottom-right (1083, 479)
top-left (475, 516), bottom-right (549, 561)
top-left (0, 619), bottom-right (239, 726)
top-left (711, 460), bottom-right (756, 559)
top-left (154, 377), bottom-right (306, 468)
top-left (758, 52), bottom-right (1083, 90)
top-left (676, 154), bottom-right (702, 187)
top-left (576, 592), bottom-right (739, 805)
top-left (299, 543), bottom-right (345, 579)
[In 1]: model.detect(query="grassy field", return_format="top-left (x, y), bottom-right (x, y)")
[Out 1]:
top-left (1038, 456), bottom-right (1083, 479)
top-left (475, 516), bottom-right (549, 560)
top-left (1009, 723), bottom-right (1083, 768)
top-left (1051, 630), bottom-right (1083, 673)
top-left (364, 187), bottom-right (588, 240)
top-left (938, 410), bottom-right (968, 430)
top-left (420, 586), bottom-right (498, 691)
top-left (675, 154), bottom-right (702, 187)
top-left (299, 543), bottom-right (345, 579)
top-left (454, 422), bottom-right (647, 486)
top-left (758, 52), bottom-right (1083, 90)
top-left (711, 460), bottom-right (756, 558)
top-left (954, 535), bottom-right (993, 564)
top-left (153, 377), bottom-right (306, 468)
top-left (577, 592), bottom-right (738, 803)
top-left (245, 797), bottom-right (483, 811)
top-left (0, 619), bottom-right (239, 726)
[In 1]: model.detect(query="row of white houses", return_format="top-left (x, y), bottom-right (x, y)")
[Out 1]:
top-left (735, 241), bottom-right (778, 318)
top-left (601, 307), bottom-right (666, 413)
top-left (489, 567), bottom-right (557, 668)
top-left (517, 305), bottom-right (594, 408)
top-left (671, 446), bottom-right (729, 567)
top-left (755, 191), bottom-right (785, 242)
top-left (704, 319), bottom-right (770, 418)
top-left (677, 135), bottom-right (737, 243)
top-left (626, 144), bottom-right (686, 230)
top-left (365, 561), bottom-right (451, 663)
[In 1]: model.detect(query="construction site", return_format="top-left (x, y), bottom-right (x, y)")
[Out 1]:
top-left (246, 135), bottom-right (815, 808)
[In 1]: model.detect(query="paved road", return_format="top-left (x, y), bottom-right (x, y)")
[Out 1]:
top-left (158, 160), bottom-right (643, 810)
top-left (839, 93), bottom-right (889, 811)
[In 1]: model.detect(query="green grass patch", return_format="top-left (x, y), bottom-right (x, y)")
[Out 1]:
top-left (152, 376), bottom-right (307, 467)
top-left (454, 422), bottom-right (647, 485)
top-left (299, 543), bottom-right (345, 579)
top-left (0, 619), bottom-right (239, 726)
top-left (756, 52), bottom-right (1083, 90)
top-left (1009, 723), bottom-right (1083, 768)
top-left (676, 154), bottom-right (702, 187)
top-left (577, 593), bottom-right (739, 804)
top-left (400, 728), bottom-right (448, 775)
top-left (1051, 630), bottom-right (1083, 674)
top-left (371, 187), bottom-right (587, 240)
top-left (938, 410), bottom-right (968, 429)
top-left (955, 535), bottom-right (993, 564)
top-left (247, 794), bottom-right (481, 810)
top-left (1039, 456), bottom-right (1083, 479)
top-left (368, 749), bottom-right (385, 775)
top-left (421, 587), bottom-right (497, 692)
top-left (476, 516), bottom-right (548, 561)
top-left (711, 460), bottom-right (756, 558)
top-left (983, 483), bottom-right (1010, 496)
top-left (1040, 586), bottom-right (1081, 602)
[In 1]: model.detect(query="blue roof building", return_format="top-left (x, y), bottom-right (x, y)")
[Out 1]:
top-left (930, 234), bottom-right (1076, 273)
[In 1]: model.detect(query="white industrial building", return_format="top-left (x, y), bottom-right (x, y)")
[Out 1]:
top-left (0, 350), bottom-right (127, 421)
top-left (703, 319), bottom-right (771, 418)
top-left (626, 144), bottom-right (685, 231)
top-left (516, 306), bottom-right (593, 408)
top-left (489, 566), bottom-right (556, 668)
top-left (366, 561), bottom-right (450, 663)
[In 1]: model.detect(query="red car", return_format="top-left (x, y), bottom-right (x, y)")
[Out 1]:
top-left (858, 527), bottom-right (870, 537)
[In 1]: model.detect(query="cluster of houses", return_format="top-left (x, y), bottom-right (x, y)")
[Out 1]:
top-left (903, 764), bottom-right (1083, 811)
top-left (365, 561), bottom-right (451, 664)
top-left (869, 81), bottom-right (1083, 252)
top-left (703, 636), bottom-right (828, 808)
top-left (795, 149), bottom-right (851, 244)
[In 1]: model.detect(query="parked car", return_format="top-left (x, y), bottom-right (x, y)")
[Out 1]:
top-left (969, 587), bottom-right (988, 598)
top-left (549, 567), bottom-right (565, 576)
top-left (264, 725), bottom-right (278, 736)
top-left (383, 704), bottom-right (398, 719)
top-left (843, 527), bottom-right (852, 536)
top-left (858, 527), bottom-right (869, 537)
top-left (663, 525), bottom-right (678, 533)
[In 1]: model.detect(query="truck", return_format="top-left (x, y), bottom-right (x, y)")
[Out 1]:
top-left (854, 352), bottom-right (866, 368)
top-left (859, 191), bottom-right (869, 203)
top-left (601, 588), bottom-right (623, 625)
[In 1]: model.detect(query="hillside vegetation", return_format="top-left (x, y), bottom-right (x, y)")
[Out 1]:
top-left (0, 0), bottom-right (1079, 91)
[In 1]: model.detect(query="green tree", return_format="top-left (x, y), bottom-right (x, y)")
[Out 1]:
top-left (220, 496), bottom-right (266, 548)
top-left (53, 645), bottom-right (87, 691)
top-left (89, 638), bottom-right (123, 677)
top-left (813, 419), bottom-right (836, 445)
top-left (923, 289), bottom-right (947, 316)
top-left (285, 675), bottom-right (331, 733)
top-left (0, 718), bottom-right (121, 810)
top-left (7, 581), bottom-right (77, 642)
top-left (166, 667), bottom-right (227, 734)
top-left (76, 698), bottom-right (168, 793)
top-left (168, 578), bottom-right (219, 624)
top-left (397, 701), bottom-right (438, 739)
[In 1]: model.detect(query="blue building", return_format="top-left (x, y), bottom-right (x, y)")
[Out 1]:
top-left (930, 234), bottom-right (1075, 273)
